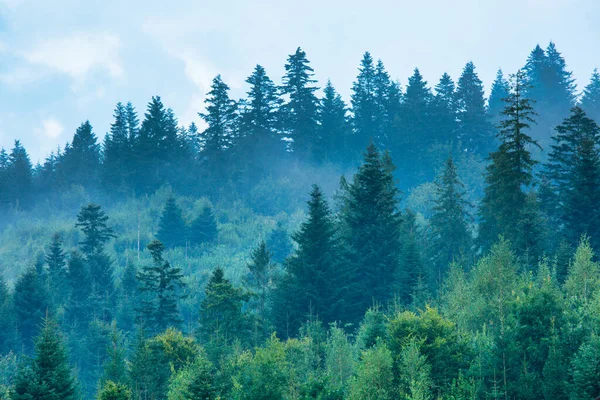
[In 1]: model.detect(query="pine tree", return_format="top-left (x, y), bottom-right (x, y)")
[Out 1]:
top-left (65, 250), bottom-right (92, 328)
top-left (6, 140), bottom-right (33, 209)
top-left (100, 322), bottom-right (129, 387)
top-left (570, 334), bottom-right (600, 400)
top-left (0, 275), bottom-right (17, 354)
top-left (479, 70), bottom-right (541, 253)
top-left (45, 233), bottom-right (68, 307)
top-left (156, 197), bottom-right (187, 248)
top-left (61, 120), bottom-right (101, 188)
top-left (431, 72), bottom-right (457, 146)
top-left (281, 47), bottom-right (319, 160)
top-left (373, 59), bottom-right (398, 151)
top-left (351, 52), bottom-right (378, 152)
top-left (245, 241), bottom-right (274, 322)
top-left (580, 68), bottom-right (600, 123)
top-left (543, 106), bottom-right (600, 248)
top-left (188, 204), bottom-right (218, 246)
top-left (267, 221), bottom-right (293, 264)
top-left (341, 144), bottom-right (402, 321)
top-left (98, 381), bottom-right (132, 400)
top-left (198, 267), bottom-right (249, 347)
top-left (273, 185), bottom-right (341, 337)
top-left (199, 75), bottom-right (237, 177)
top-left (13, 266), bottom-right (48, 353)
top-left (429, 157), bottom-right (472, 280)
top-left (11, 317), bottom-right (78, 400)
top-left (167, 354), bottom-right (217, 400)
top-left (318, 80), bottom-right (351, 164)
top-left (102, 102), bottom-right (133, 193)
top-left (76, 203), bottom-right (116, 256)
top-left (136, 240), bottom-right (186, 334)
top-left (488, 69), bottom-right (511, 125)
top-left (398, 339), bottom-right (433, 400)
top-left (455, 62), bottom-right (493, 154)
top-left (0, 147), bottom-right (9, 209)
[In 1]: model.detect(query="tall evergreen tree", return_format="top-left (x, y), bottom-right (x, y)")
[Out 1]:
top-left (0, 275), bottom-right (17, 354)
top-left (267, 221), bottom-right (293, 264)
top-left (351, 52), bottom-right (378, 152)
top-left (318, 80), bottom-right (351, 164)
top-left (488, 69), bottom-right (511, 125)
top-left (281, 47), bottom-right (319, 160)
top-left (156, 197), bottom-right (187, 248)
top-left (5, 140), bottom-right (33, 209)
top-left (199, 75), bottom-right (237, 177)
top-left (479, 70), bottom-right (542, 254)
top-left (455, 62), bottom-right (493, 155)
top-left (273, 185), bottom-right (341, 337)
top-left (341, 144), bottom-right (402, 321)
top-left (13, 266), bottom-right (48, 353)
top-left (580, 68), bottom-right (600, 124)
top-left (431, 72), bottom-right (457, 146)
top-left (429, 157), bottom-right (472, 280)
top-left (65, 251), bottom-right (92, 328)
top-left (245, 241), bottom-right (274, 321)
top-left (45, 233), bottom-right (68, 307)
top-left (10, 317), bottom-right (78, 400)
top-left (61, 121), bottom-right (101, 188)
top-left (543, 107), bottom-right (600, 248)
top-left (102, 102), bottom-right (133, 193)
top-left (188, 204), bottom-right (218, 246)
top-left (136, 240), bottom-right (186, 334)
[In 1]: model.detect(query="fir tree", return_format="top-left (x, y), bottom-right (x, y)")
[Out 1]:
top-left (245, 241), bottom-right (274, 322)
top-left (341, 144), bottom-right (402, 321)
top-left (11, 317), bottom-right (78, 400)
top-left (156, 197), bottom-right (187, 248)
top-left (76, 203), bottom-right (116, 256)
top-left (13, 266), bottom-right (48, 353)
top-left (479, 70), bottom-right (541, 253)
top-left (188, 204), bottom-right (218, 246)
top-left (429, 157), bottom-right (472, 280)
top-left (431, 72), bottom-right (457, 146)
top-left (6, 140), bottom-right (33, 209)
top-left (570, 334), bottom-right (600, 400)
top-left (0, 275), bottom-right (17, 354)
top-left (136, 240), bottom-right (186, 334)
top-left (61, 120), bottom-right (101, 188)
top-left (102, 102), bottom-right (133, 193)
top-left (318, 80), bottom-right (350, 164)
top-left (455, 62), bottom-right (493, 154)
top-left (65, 251), bottom-right (92, 328)
top-left (488, 69), bottom-right (511, 125)
top-left (267, 221), bottom-right (293, 264)
top-left (273, 185), bottom-right (341, 337)
top-left (580, 68), bottom-right (600, 123)
top-left (351, 52), bottom-right (378, 152)
top-left (281, 47), bottom-right (319, 160)
top-left (98, 381), bottom-right (132, 400)
top-left (45, 233), bottom-right (68, 307)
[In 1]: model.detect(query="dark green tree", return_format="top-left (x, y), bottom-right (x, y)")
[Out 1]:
top-left (76, 203), bottom-right (115, 256)
top-left (318, 80), bottom-right (351, 164)
top-left (429, 157), bottom-right (472, 280)
top-left (5, 140), bottom-right (33, 209)
top-left (581, 68), bottom-right (600, 123)
top-left (45, 233), bottom-right (68, 307)
top-left (273, 185), bottom-right (341, 337)
top-left (10, 317), bottom-right (78, 400)
top-left (13, 266), bottom-right (48, 353)
top-left (351, 52), bottom-right (378, 152)
top-left (136, 240), bottom-right (186, 334)
top-left (267, 221), bottom-right (293, 264)
top-left (156, 197), bottom-right (187, 248)
top-left (98, 381), bottom-right (132, 400)
top-left (0, 275), bottom-right (17, 354)
top-left (479, 70), bottom-right (541, 253)
top-left (488, 68), bottom-right (511, 125)
top-left (431, 72), bottom-right (457, 146)
top-left (188, 204), bottom-right (218, 246)
top-left (102, 102), bottom-right (133, 193)
top-left (570, 334), bottom-right (600, 400)
top-left (245, 241), bottom-right (274, 324)
top-left (455, 61), bottom-right (493, 154)
top-left (61, 120), bottom-right (101, 188)
top-left (281, 47), bottom-right (319, 160)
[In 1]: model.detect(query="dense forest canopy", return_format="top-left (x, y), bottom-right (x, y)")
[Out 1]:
top-left (1, 42), bottom-right (600, 399)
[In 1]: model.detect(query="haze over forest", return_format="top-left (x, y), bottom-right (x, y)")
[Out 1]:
top-left (2, 2), bottom-right (600, 400)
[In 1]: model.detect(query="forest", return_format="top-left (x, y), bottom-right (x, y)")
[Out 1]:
top-left (1, 42), bottom-right (600, 399)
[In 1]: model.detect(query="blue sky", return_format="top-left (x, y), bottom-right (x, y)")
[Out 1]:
top-left (0, 0), bottom-right (598, 162)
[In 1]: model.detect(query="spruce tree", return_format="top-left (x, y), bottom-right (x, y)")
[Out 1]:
top-left (245, 241), bottom-right (274, 322)
top-left (65, 251), bottom-right (92, 328)
top-left (570, 334), bottom-right (600, 400)
top-left (281, 47), bottom-right (319, 160)
top-left (0, 275), bottom-right (17, 354)
top-left (136, 240), bottom-right (186, 334)
top-left (543, 106), bottom-right (600, 248)
top-left (13, 266), bottom-right (48, 353)
top-left (455, 62), bottom-right (493, 155)
top-left (102, 102), bottom-right (133, 193)
top-left (45, 233), bottom-right (68, 307)
top-left (61, 120), bottom-right (101, 188)
top-left (318, 80), bottom-right (351, 164)
top-left (267, 221), bottom-right (292, 264)
top-left (199, 74), bottom-right (237, 177)
top-left (351, 52), bottom-right (378, 152)
top-left (431, 72), bottom-right (457, 146)
top-left (429, 157), bottom-right (472, 280)
top-left (76, 203), bottom-right (116, 256)
top-left (341, 144), bottom-right (402, 321)
top-left (6, 140), bottom-right (33, 209)
top-left (98, 381), bottom-right (132, 400)
top-left (488, 69), bottom-right (511, 125)
top-left (581, 68), bottom-right (600, 123)
top-left (273, 185), bottom-right (341, 337)
top-left (11, 317), bottom-right (78, 400)
top-left (479, 70), bottom-right (541, 253)
top-left (188, 204), bottom-right (218, 246)
top-left (156, 197), bottom-right (187, 248)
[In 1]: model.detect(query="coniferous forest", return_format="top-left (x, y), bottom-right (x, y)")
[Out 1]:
top-left (2, 43), bottom-right (600, 399)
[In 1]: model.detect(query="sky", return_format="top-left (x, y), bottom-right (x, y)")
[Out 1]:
top-left (0, 0), bottom-right (599, 162)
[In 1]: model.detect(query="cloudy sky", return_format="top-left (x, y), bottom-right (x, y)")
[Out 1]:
top-left (0, 0), bottom-right (598, 162)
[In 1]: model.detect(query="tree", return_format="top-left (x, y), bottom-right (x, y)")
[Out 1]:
top-left (565, 236), bottom-right (600, 305)
top-left (543, 107), bottom-right (600, 248)
top-left (455, 62), bottom-right (493, 154)
top-left (273, 185), bottom-right (341, 337)
top-left (156, 197), bottom-right (187, 248)
top-left (100, 322), bottom-right (129, 387)
top-left (136, 240), bottom-right (186, 334)
top-left (10, 317), bottom-right (77, 400)
top-left (581, 68), bottom-right (600, 123)
top-left (13, 266), bottom-right (48, 353)
top-left (398, 339), bottom-right (432, 400)
top-left (488, 69), bottom-right (511, 125)
top-left (5, 140), bottom-right (33, 209)
top-left (102, 102), bottom-right (133, 193)
top-left (98, 381), bottom-right (132, 400)
top-left (76, 203), bottom-right (116, 256)
top-left (61, 120), bottom-right (101, 188)
top-left (167, 353), bottom-right (217, 400)
top-left (198, 267), bottom-right (249, 348)
top-left (199, 75), bottom-right (237, 178)
top-left (188, 204), bottom-right (218, 246)
top-left (45, 233), bottom-right (68, 307)
top-left (347, 341), bottom-right (395, 400)
top-left (479, 70), bottom-right (541, 253)
top-left (65, 251), bottom-right (92, 328)
top-left (351, 52), bottom-right (379, 152)
top-left (570, 334), bottom-right (600, 400)
top-left (431, 72), bottom-right (457, 146)
top-left (281, 47), bottom-right (319, 160)
top-left (267, 221), bottom-right (292, 264)
top-left (245, 241), bottom-right (274, 328)
top-left (0, 275), bottom-right (17, 354)
top-left (341, 144), bottom-right (402, 321)
top-left (318, 80), bottom-right (351, 164)
top-left (429, 157), bottom-right (472, 280)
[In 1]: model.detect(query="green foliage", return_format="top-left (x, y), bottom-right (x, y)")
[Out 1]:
top-left (98, 381), bottom-right (132, 400)
top-left (167, 351), bottom-right (217, 400)
top-left (157, 197), bottom-right (187, 248)
top-left (188, 205), bottom-right (218, 246)
top-left (347, 341), bottom-right (395, 400)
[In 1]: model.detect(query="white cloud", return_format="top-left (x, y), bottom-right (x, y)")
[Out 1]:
top-left (37, 118), bottom-right (64, 139)
top-left (24, 33), bottom-right (123, 81)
